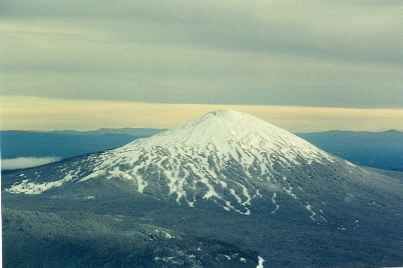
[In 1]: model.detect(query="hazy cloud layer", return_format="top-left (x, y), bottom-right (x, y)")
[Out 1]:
top-left (1, 1), bottom-right (403, 108)
top-left (2, 96), bottom-right (402, 132)
top-left (1, 157), bottom-right (62, 170)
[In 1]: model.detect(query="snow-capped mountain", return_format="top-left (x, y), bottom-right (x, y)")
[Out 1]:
top-left (3, 109), bottom-right (403, 267)
top-left (5, 110), bottom-right (398, 222)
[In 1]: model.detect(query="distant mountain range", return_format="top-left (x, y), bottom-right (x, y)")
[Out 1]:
top-left (297, 129), bottom-right (403, 171)
top-left (0, 129), bottom-right (164, 169)
top-left (46, 128), bottom-right (165, 137)
top-left (2, 110), bottom-right (403, 267)
top-left (2, 127), bottom-right (403, 171)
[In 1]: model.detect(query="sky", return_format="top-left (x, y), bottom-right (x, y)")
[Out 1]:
top-left (1, 0), bottom-right (403, 132)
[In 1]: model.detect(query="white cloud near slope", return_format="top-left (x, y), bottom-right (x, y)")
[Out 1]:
top-left (1, 157), bottom-right (62, 170)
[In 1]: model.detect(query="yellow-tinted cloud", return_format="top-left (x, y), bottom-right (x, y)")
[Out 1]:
top-left (1, 96), bottom-right (402, 132)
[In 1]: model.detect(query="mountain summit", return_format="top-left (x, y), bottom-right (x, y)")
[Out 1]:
top-left (3, 109), bottom-right (403, 267)
top-left (118, 109), bottom-right (334, 166)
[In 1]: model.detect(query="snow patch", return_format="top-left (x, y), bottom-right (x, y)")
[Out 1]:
top-left (345, 160), bottom-right (356, 167)
top-left (6, 171), bottom-right (75, 194)
top-left (257, 256), bottom-right (265, 268)
top-left (271, 192), bottom-right (280, 214)
top-left (78, 170), bottom-right (107, 182)
top-left (283, 186), bottom-right (298, 200)
top-left (305, 203), bottom-right (317, 220)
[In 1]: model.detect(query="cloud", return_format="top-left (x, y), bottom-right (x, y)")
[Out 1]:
top-left (1, 1), bottom-right (402, 108)
top-left (3, 0), bottom-right (402, 63)
top-left (1, 157), bottom-right (62, 170)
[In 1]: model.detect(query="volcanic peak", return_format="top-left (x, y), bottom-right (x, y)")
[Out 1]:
top-left (6, 109), bottom-right (335, 216)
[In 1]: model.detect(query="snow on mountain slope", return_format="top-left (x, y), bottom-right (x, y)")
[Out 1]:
top-left (7, 110), bottom-right (368, 219)
top-left (118, 109), bottom-right (334, 164)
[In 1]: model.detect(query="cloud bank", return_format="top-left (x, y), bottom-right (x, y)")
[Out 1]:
top-left (1, 157), bottom-right (62, 170)
top-left (2, 96), bottom-right (402, 132)
top-left (1, 0), bottom-right (403, 108)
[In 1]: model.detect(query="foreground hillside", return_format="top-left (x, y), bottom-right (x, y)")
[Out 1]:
top-left (3, 207), bottom-right (258, 268)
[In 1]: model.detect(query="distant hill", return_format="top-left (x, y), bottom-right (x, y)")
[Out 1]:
top-left (296, 130), bottom-right (403, 170)
top-left (0, 129), bottom-right (164, 161)
top-left (47, 128), bottom-right (165, 137)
